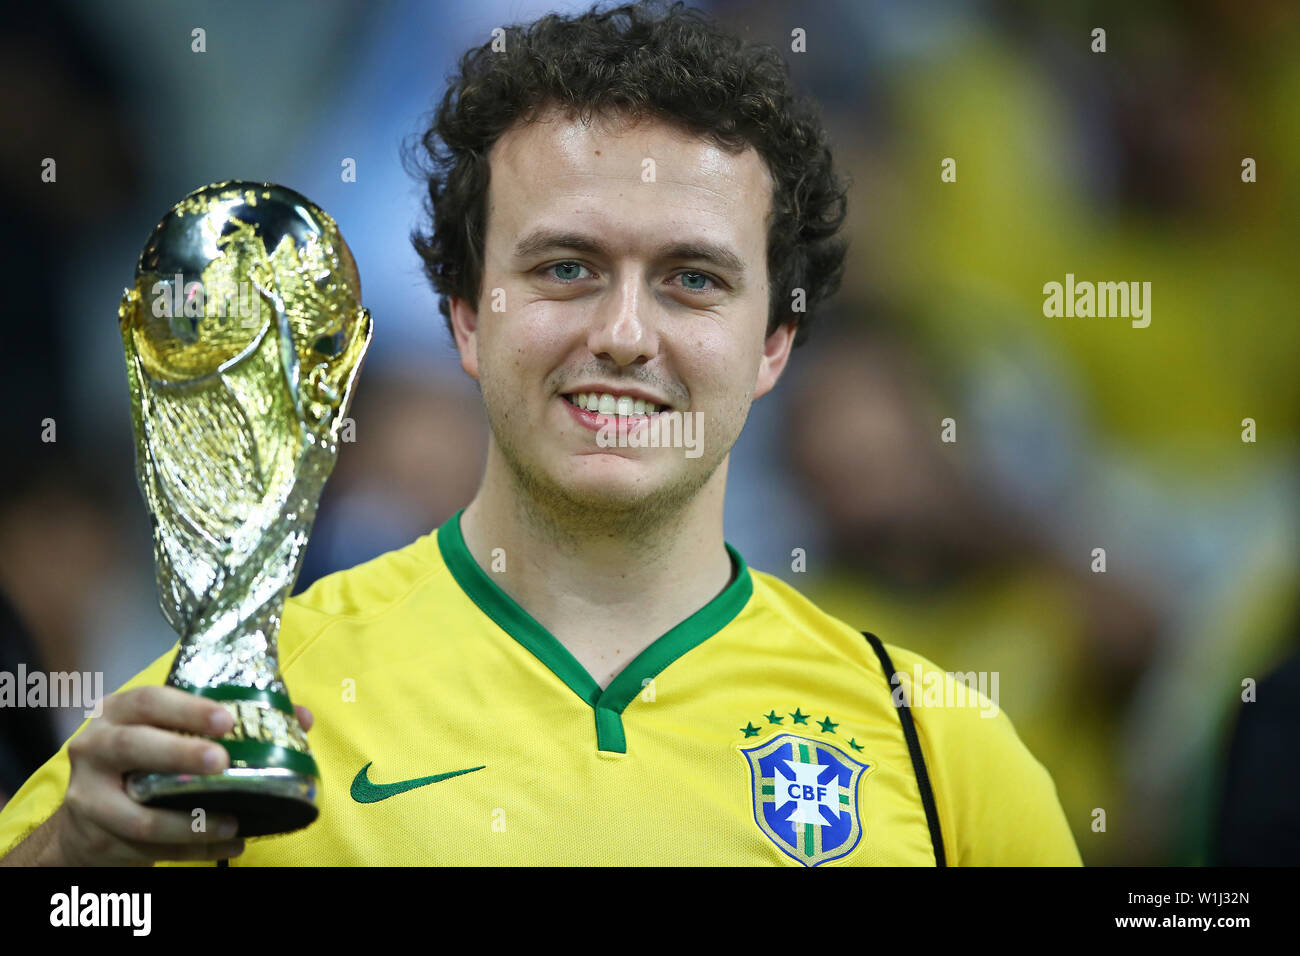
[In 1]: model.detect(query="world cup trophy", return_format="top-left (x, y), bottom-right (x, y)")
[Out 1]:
top-left (117, 182), bottom-right (371, 836)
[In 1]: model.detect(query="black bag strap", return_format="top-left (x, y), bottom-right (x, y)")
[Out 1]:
top-left (862, 631), bottom-right (947, 866)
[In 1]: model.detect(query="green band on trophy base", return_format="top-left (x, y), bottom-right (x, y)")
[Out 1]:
top-left (220, 740), bottom-right (320, 778)
top-left (177, 682), bottom-right (295, 716)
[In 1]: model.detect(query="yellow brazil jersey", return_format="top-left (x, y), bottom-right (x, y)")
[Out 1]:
top-left (0, 509), bottom-right (1080, 866)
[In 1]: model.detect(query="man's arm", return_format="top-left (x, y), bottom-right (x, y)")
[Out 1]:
top-left (2, 807), bottom-right (65, 866)
top-left (889, 646), bottom-right (1083, 866)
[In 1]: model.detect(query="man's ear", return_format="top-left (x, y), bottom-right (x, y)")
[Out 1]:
top-left (753, 320), bottom-right (797, 400)
top-left (448, 294), bottom-right (480, 380)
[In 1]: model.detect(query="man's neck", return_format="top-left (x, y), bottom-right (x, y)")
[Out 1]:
top-left (457, 453), bottom-right (735, 689)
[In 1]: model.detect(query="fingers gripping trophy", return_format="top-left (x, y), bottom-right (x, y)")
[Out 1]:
top-left (117, 182), bottom-right (371, 837)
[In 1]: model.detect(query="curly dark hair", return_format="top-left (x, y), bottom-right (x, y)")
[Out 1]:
top-left (409, 0), bottom-right (848, 347)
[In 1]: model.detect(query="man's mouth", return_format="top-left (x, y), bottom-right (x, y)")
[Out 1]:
top-left (561, 390), bottom-right (668, 417)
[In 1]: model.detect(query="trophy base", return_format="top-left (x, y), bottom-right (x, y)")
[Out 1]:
top-left (126, 766), bottom-right (319, 838)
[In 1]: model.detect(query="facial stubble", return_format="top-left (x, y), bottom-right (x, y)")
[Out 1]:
top-left (478, 370), bottom-right (745, 552)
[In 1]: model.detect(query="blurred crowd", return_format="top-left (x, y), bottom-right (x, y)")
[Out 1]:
top-left (2, 0), bottom-right (1297, 864)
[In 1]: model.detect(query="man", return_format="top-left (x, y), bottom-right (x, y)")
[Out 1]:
top-left (0, 1), bottom-right (1079, 866)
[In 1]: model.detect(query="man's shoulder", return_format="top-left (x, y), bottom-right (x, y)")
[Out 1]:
top-left (745, 566), bottom-right (875, 649)
top-left (745, 566), bottom-right (1036, 767)
top-left (745, 566), bottom-right (925, 686)
top-left (743, 568), bottom-right (1079, 863)
top-left (279, 530), bottom-right (449, 657)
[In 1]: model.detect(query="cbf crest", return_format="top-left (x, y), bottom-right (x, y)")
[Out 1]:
top-left (741, 734), bottom-right (870, 866)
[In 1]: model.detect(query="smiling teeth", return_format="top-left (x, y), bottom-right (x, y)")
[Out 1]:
top-left (569, 392), bottom-right (660, 415)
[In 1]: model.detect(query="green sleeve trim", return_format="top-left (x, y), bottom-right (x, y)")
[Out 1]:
top-left (437, 509), bottom-right (753, 754)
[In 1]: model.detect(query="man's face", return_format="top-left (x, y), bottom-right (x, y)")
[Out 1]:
top-left (449, 107), bottom-right (794, 523)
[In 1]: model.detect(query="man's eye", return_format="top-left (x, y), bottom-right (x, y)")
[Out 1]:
top-left (549, 262), bottom-right (590, 282)
top-left (673, 271), bottom-right (716, 292)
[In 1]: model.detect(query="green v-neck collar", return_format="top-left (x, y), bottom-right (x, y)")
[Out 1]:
top-left (436, 508), bottom-right (753, 753)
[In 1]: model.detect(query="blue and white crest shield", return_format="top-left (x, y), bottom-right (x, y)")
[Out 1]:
top-left (741, 734), bottom-right (870, 866)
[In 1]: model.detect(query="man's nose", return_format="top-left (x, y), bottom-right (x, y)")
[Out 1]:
top-left (586, 271), bottom-right (658, 367)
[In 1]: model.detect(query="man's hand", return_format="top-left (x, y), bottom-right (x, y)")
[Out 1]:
top-left (1, 686), bottom-right (313, 866)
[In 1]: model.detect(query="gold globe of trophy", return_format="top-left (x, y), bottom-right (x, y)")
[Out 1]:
top-left (118, 182), bottom-right (371, 836)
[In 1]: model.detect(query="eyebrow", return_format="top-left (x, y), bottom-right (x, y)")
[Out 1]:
top-left (512, 229), bottom-right (748, 282)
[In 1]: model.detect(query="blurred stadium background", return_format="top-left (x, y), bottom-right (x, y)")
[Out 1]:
top-left (1, 0), bottom-right (1296, 865)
